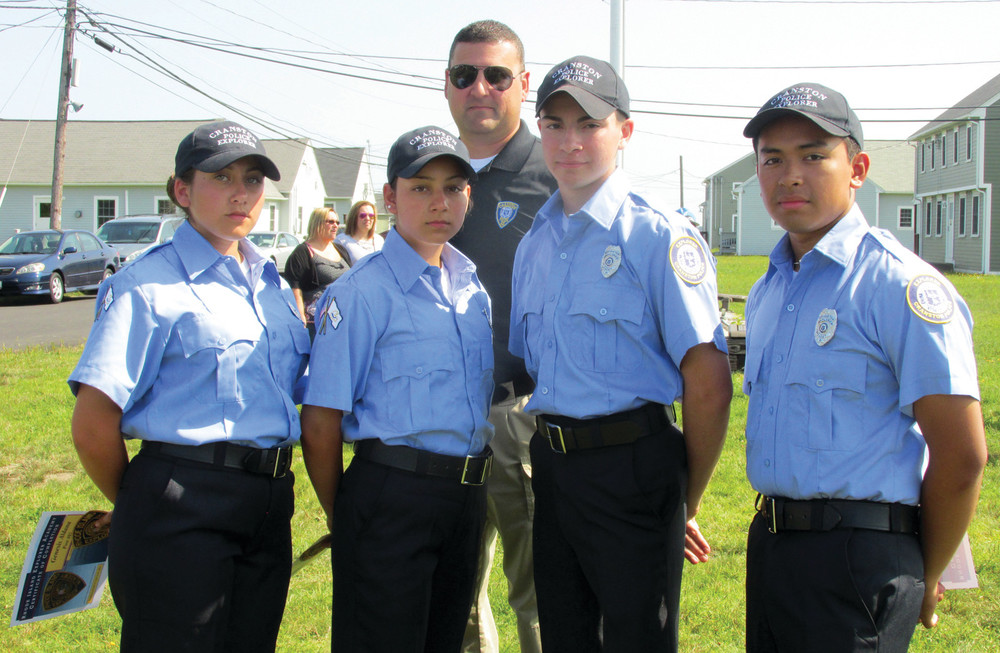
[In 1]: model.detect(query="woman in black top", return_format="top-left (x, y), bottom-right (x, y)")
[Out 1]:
top-left (285, 207), bottom-right (351, 338)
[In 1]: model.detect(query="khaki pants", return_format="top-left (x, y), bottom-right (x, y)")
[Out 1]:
top-left (462, 394), bottom-right (543, 653)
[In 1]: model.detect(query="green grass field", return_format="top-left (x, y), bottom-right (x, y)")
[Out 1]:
top-left (1, 255), bottom-right (997, 651)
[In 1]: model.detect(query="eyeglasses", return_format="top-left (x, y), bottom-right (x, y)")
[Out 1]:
top-left (358, 213), bottom-right (376, 219)
top-left (325, 219), bottom-right (339, 225)
top-left (448, 64), bottom-right (521, 92)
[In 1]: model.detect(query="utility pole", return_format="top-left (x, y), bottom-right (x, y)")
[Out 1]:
top-left (50, 0), bottom-right (76, 230)
top-left (679, 155), bottom-right (684, 209)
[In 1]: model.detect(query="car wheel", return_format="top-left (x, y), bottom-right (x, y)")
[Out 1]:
top-left (48, 272), bottom-right (65, 304)
top-left (83, 268), bottom-right (114, 295)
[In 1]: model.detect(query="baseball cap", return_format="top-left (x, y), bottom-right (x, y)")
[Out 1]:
top-left (535, 55), bottom-right (630, 119)
top-left (175, 120), bottom-right (281, 180)
top-left (386, 126), bottom-right (477, 184)
top-left (743, 83), bottom-right (863, 149)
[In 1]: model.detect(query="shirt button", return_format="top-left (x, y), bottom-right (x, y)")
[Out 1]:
top-left (786, 304), bottom-right (795, 312)
top-left (764, 459), bottom-right (771, 468)
top-left (217, 337), bottom-right (225, 346)
top-left (559, 253), bottom-right (567, 260)
top-left (776, 354), bottom-right (783, 363)
top-left (769, 406), bottom-right (774, 415)
top-left (547, 340), bottom-right (553, 348)
top-left (541, 387), bottom-right (549, 395)
top-left (599, 308), bottom-right (607, 316)
top-left (415, 366), bottom-right (423, 374)
top-left (815, 379), bottom-right (824, 387)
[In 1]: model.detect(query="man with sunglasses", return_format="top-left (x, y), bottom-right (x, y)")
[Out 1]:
top-left (445, 19), bottom-right (555, 653)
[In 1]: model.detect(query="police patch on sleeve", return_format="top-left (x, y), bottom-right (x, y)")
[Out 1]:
top-left (669, 236), bottom-right (708, 285)
top-left (496, 201), bottom-right (518, 229)
top-left (906, 274), bottom-right (955, 324)
top-left (317, 296), bottom-right (343, 334)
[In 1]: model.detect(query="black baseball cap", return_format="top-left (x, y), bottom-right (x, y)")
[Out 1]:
top-left (535, 55), bottom-right (630, 119)
top-left (743, 83), bottom-right (863, 149)
top-left (386, 126), bottom-right (477, 184)
top-left (175, 120), bottom-right (281, 180)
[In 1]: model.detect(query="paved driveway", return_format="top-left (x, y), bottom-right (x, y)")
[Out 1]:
top-left (0, 295), bottom-right (97, 349)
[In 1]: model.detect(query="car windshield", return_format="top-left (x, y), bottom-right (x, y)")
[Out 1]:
top-left (247, 233), bottom-right (275, 247)
top-left (97, 221), bottom-right (160, 244)
top-left (0, 233), bottom-right (60, 255)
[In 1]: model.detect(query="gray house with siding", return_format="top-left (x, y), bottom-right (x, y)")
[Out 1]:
top-left (710, 140), bottom-right (915, 256)
top-left (0, 119), bottom-right (363, 243)
top-left (701, 153), bottom-right (755, 252)
top-left (909, 72), bottom-right (1000, 274)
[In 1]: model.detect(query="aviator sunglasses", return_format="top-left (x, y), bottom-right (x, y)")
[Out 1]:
top-left (448, 64), bottom-right (521, 91)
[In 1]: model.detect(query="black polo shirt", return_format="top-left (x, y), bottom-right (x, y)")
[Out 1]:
top-left (450, 120), bottom-right (557, 391)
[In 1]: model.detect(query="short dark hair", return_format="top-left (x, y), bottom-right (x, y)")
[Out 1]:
top-left (448, 20), bottom-right (524, 68)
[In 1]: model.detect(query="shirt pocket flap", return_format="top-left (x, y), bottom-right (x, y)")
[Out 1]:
top-left (290, 323), bottom-right (311, 355)
top-left (380, 341), bottom-right (456, 381)
top-left (786, 350), bottom-right (866, 394)
top-left (568, 282), bottom-right (645, 325)
top-left (176, 315), bottom-right (260, 357)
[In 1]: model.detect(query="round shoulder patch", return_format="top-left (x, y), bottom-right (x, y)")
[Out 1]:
top-left (906, 274), bottom-right (955, 324)
top-left (669, 236), bottom-right (708, 285)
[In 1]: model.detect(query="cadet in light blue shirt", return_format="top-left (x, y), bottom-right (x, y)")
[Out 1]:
top-left (69, 120), bottom-right (308, 652)
top-left (508, 56), bottom-right (732, 653)
top-left (742, 83), bottom-right (986, 652)
top-left (301, 126), bottom-right (493, 652)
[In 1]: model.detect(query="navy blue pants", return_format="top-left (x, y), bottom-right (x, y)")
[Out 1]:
top-left (330, 456), bottom-right (487, 652)
top-left (108, 450), bottom-right (294, 652)
top-left (746, 511), bottom-right (924, 652)
top-left (529, 425), bottom-right (688, 653)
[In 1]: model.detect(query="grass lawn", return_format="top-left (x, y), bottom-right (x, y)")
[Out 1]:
top-left (1, 255), bottom-right (997, 651)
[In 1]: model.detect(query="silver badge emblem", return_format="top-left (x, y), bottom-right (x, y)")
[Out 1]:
top-left (496, 201), bottom-right (518, 229)
top-left (814, 308), bottom-right (837, 346)
top-left (601, 245), bottom-right (622, 278)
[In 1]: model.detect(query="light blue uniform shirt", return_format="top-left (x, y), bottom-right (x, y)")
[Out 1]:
top-left (509, 170), bottom-right (726, 419)
top-left (304, 229), bottom-right (494, 457)
top-left (69, 220), bottom-right (310, 448)
top-left (743, 205), bottom-right (979, 505)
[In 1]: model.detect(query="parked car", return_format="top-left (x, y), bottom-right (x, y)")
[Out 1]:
top-left (0, 229), bottom-right (120, 303)
top-left (96, 214), bottom-right (185, 266)
top-left (246, 231), bottom-right (300, 272)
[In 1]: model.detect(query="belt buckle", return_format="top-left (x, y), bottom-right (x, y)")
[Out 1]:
top-left (545, 423), bottom-right (567, 454)
top-left (259, 448), bottom-right (288, 478)
top-left (766, 496), bottom-right (779, 534)
top-left (460, 455), bottom-right (490, 486)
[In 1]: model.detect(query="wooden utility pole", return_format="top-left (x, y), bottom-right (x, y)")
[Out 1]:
top-left (50, 0), bottom-right (76, 230)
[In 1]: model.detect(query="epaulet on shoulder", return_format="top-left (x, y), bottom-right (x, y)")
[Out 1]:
top-left (126, 239), bottom-right (173, 266)
top-left (865, 227), bottom-right (909, 264)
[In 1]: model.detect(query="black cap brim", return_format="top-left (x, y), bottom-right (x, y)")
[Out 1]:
top-left (393, 153), bottom-right (477, 183)
top-left (743, 108), bottom-right (851, 141)
top-left (193, 151), bottom-right (281, 181)
top-left (537, 87), bottom-right (617, 120)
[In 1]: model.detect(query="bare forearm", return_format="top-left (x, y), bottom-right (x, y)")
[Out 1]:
top-left (292, 288), bottom-right (307, 325)
top-left (71, 384), bottom-right (128, 504)
top-left (301, 405), bottom-right (345, 525)
top-left (680, 343), bottom-right (733, 518)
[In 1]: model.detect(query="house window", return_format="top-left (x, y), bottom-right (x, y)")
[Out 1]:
top-left (925, 201), bottom-right (932, 236)
top-left (156, 197), bottom-right (174, 215)
top-left (95, 197), bottom-right (118, 227)
top-left (959, 196), bottom-right (966, 236)
top-left (967, 125), bottom-right (973, 161)
top-left (972, 195), bottom-right (980, 236)
top-left (953, 129), bottom-right (959, 163)
top-left (897, 207), bottom-right (913, 230)
top-left (920, 142), bottom-right (925, 172)
top-left (270, 205), bottom-right (276, 231)
top-left (935, 201), bottom-right (943, 236)
top-left (941, 133), bottom-right (947, 167)
top-left (930, 140), bottom-right (936, 170)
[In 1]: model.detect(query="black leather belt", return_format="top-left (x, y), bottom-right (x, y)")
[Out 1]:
top-left (141, 441), bottom-right (293, 478)
top-left (536, 403), bottom-right (676, 454)
top-left (353, 439), bottom-right (492, 486)
top-left (758, 495), bottom-right (919, 535)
